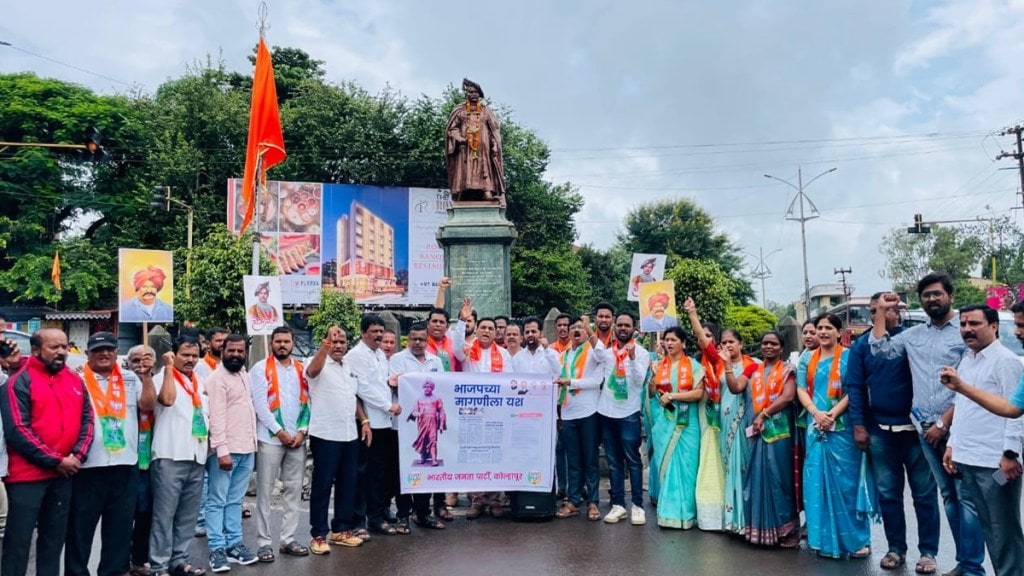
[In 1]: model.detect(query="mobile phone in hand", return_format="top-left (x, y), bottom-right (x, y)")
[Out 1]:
top-left (993, 468), bottom-right (1008, 486)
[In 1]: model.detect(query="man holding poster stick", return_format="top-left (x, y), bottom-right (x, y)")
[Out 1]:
top-left (389, 322), bottom-right (447, 531)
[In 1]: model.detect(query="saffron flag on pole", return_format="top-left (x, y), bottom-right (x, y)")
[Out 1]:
top-left (52, 250), bottom-right (62, 292)
top-left (239, 37), bottom-right (286, 234)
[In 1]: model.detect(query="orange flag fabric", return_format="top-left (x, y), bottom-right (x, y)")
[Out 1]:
top-left (239, 37), bottom-right (287, 234)
top-left (52, 250), bottom-right (62, 292)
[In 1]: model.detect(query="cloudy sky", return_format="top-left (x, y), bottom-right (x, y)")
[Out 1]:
top-left (4, 0), bottom-right (1024, 305)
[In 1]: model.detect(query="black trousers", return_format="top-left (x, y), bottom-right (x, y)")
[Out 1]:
top-left (132, 469), bottom-right (153, 567)
top-left (366, 428), bottom-right (399, 526)
top-left (1, 477), bottom-right (72, 576)
top-left (65, 465), bottom-right (140, 576)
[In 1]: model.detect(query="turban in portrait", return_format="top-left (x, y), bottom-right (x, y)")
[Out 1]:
top-left (254, 281), bottom-right (271, 296)
top-left (462, 78), bottom-right (485, 98)
top-left (642, 257), bottom-right (657, 267)
top-left (133, 266), bottom-right (166, 291)
top-left (648, 292), bottom-right (670, 310)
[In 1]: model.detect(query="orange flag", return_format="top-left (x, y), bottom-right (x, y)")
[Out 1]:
top-left (239, 37), bottom-right (287, 234)
top-left (52, 250), bottom-right (62, 292)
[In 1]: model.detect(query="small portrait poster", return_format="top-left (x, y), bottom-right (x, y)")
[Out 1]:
top-left (638, 280), bottom-right (679, 333)
top-left (627, 253), bottom-right (667, 302)
top-left (119, 249), bottom-right (174, 324)
top-left (243, 275), bottom-right (284, 335)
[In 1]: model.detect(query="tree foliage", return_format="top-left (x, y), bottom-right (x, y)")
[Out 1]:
top-left (307, 289), bottom-right (361, 341)
top-left (664, 258), bottom-right (739, 326)
top-left (723, 305), bottom-right (777, 346)
top-left (879, 225), bottom-right (986, 292)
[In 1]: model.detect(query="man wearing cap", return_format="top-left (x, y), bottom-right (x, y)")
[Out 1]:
top-left (640, 292), bottom-right (678, 333)
top-left (630, 257), bottom-right (658, 299)
top-left (65, 332), bottom-right (157, 576)
top-left (121, 265), bottom-right (174, 323)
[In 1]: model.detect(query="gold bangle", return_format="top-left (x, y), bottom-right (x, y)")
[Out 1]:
top-left (360, 419), bottom-right (370, 425)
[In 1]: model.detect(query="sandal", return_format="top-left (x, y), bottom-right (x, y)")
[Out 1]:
top-left (171, 564), bottom-right (206, 576)
top-left (435, 507), bottom-right (454, 522)
top-left (880, 552), bottom-right (905, 570)
top-left (587, 503), bottom-right (601, 521)
top-left (256, 545), bottom-right (275, 563)
top-left (555, 502), bottom-right (579, 519)
top-left (369, 522), bottom-right (398, 535)
top-left (130, 565), bottom-right (151, 576)
top-left (394, 518), bottom-right (412, 535)
top-left (915, 556), bottom-right (938, 574)
top-left (414, 514), bottom-right (446, 530)
top-left (279, 541), bottom-right (309, 557)
top-left (851, 547), bottom-right (872, 559)
top-left (242, 507), bottom-right (252, 519)
top-left (352, 528), bottom-right (371, 541)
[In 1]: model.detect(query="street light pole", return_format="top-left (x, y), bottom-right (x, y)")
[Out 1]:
top-left (745, 247), bottom-right (782, 309)
top-left (765, 166), bottom-right (837, 319)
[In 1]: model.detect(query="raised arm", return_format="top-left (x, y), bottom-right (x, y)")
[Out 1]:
top-left (683, 297), bottom-right (712, 352)
top-left (434, 277), bottom-right (451, 309)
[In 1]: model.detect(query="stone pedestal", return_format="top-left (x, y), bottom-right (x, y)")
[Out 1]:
top-left (436, 202), bottom-right (517, 319)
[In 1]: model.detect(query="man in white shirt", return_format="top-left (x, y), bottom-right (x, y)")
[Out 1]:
top-left (65, 332), bottom-right (156, 576)
top-left (504, 323), bottom-right (522, 357)
top-left (348, 315), bottom-right (402, 536)
top-left (306, 326), bottom-right (370, 554)
top-left (389, 322), bottom-right (446, 531)
top-left (150, 336), bottom-right (209, 576)
top-left (598, 313), bottom-right (650, 526)
top-left (511, 317), bottom-right (561, 376)
top-left (555, 316), bottom-right (606, 522)
top-left (459, 316), bottom-right (512, 519)
top-left (250, 326), bottom-right (311, 560)
top-left (941, 304), bottom-right (1024, 576)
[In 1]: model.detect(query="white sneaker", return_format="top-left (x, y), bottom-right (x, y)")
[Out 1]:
top-left (631, 505), bottom-right (646, 525)
top-left (603, 504), bottom-right (628, 524)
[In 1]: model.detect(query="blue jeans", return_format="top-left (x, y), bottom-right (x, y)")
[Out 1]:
top-left (195, 472), bottom-right (208, 531)
top-left (205, 453), bottom-right (255, 551)
top-left (309, 436), bottom-right (360, 537)
top-left (918, 426), bottom-right (986, 575)
top-left (561, 414), bottom-right (600, 506)
top-left (601, 412), bottom-right (644, 507)
top-left (869, 427), bottom-right (940, 557)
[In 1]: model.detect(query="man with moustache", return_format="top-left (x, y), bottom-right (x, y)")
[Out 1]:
top-left (504, 323), bottom-right (523, 356)
top-left (121, 266), bottom-right (174, 323)
top-left (305, 326), bottom-right (370, 554)
top-left (381, 330), bottom-right (398, 361)
top-left (494, 316), bottom-right (510, 348)
top-left (593, 303), bottom-right (615, 348)
top-left (389, 322), bottom-right (446, 530)
top-left (555, 317), bottom-right (607, 521)
top-left (457, 314), bottom-right (513, 519)
top-left (598, 313), bottom-right (650, 526)
top-left (250, 326), bottom-right (311, 561)
top-left (348, 315), bottom-right (402, 535)
top-left (511, 317), bottom-right (561, 375)
top-left (65, 332), bottom-right (157, 576)
top-left (127, 345), bottom-right (159, 576)
top-left (872, 273), bottom-right (983, 576)
top-left (205, 335), bottom-right (258, 571)
top-left (0, 329), bottom-right (94, 576)
top-left (149, 336), bottom-right (209, 576)
top-left (940, 305), bottom-right (1024, 576)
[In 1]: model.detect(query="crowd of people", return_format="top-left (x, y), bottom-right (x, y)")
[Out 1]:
top-left (0, 271), bottom-right (1022, 576)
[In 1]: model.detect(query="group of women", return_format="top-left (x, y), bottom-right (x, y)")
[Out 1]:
top-left (645, 300), bottom-right (875, 559)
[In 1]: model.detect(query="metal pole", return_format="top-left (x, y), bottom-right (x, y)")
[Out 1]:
top-left (186, 206), bottom-right (194, 302)
top-left (1017, 129), bottom-right (1024, 214)
top-left (760, 247), bottom-right (768, 309)
top-left (797, 168), bottom-right (812, 316)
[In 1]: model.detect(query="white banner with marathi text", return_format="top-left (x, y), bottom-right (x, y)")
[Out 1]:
top-left (397, 372), bottom-right (556, 494)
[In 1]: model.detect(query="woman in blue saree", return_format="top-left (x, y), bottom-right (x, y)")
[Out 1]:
top-left (648, 326), bottom-right (705, 529)
top-left (726, 330), bottom-right (799, 547)
top-left (796, 314), bottom-right (871, 559)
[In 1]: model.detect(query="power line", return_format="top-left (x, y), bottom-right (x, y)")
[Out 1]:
top-left (0, 40), bottom-right (134, 88)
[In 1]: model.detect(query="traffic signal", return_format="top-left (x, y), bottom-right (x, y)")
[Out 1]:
top-left (907, 214), bottom-right (931, 234)
top-left (81, 127), bottom-right (105, 160)
top-left (151, 186), bottom-right (170, 211)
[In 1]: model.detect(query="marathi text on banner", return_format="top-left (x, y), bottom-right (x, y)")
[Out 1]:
top-left (397, 372), bottom-right (556, 494)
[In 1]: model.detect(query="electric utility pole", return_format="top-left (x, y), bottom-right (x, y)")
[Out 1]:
top-left (996, 124), bottom-right (1024, 213)
top-left (747, 247), bottom-right (781, 309)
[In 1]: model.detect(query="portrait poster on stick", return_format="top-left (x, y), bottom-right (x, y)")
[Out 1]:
top-left (638, 279), bottom-right (679, 333)
top-left (397, 372), bottom-right (556, 494)
top-left (627, 253), bottom-right (667, 302)
top-left (119, 249), bottom-right (174, 323)
top-left (243, 275), bottom-right (284, 335)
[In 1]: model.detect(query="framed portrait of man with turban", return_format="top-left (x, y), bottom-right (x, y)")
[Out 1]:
top-left (638, 280), bottom-right (679, 333)
top-left (119, 249), bottom-right (174, 323)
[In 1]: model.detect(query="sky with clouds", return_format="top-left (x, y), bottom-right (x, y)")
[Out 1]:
top-left (4, 0), bottom-right (1024, 306)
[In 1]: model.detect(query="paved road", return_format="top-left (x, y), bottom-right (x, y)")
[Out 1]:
top-left (39, 488), bottom-right (1016, 576)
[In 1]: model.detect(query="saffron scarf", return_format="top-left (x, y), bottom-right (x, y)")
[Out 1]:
top-left (172, 368), bottom-right (208, 441)
top-left (607, 339), bottom-right (633, 401)
top-left (468, 340), bottom-right (504, 372)
top-left (750, 361), bottom-right (792, 443)
top-left (202, 353), bottom-right (218, 371)
top-left (427, 335), bottom-right (460, 372)
top-left (558, 342), bottom-right (591, 406)
top-left (654, 355), bottom-right (696, 426)
top-left (266, 358), bottom-right (310, 439)
top-left (805, 346), bottom-right (845, 400)
top-left (83, 363), bottom-right (128, 453)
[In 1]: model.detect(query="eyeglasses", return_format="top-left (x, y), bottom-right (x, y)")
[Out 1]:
top-left (921, 291), bottom-right (947, 301)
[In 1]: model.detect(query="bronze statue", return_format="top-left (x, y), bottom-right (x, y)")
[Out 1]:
top-left (445, 79), bottom-right (506, 205)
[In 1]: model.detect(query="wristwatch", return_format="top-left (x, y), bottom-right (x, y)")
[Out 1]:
top-left (1005, 449), bottom-right (1020, 460)
top-left (935, 420), bottom-right (946, 430)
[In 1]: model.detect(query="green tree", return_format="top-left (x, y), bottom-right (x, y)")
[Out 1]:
top-left (577, 244), bottom-right (632, 313)
top-left (616, 198), bottom-right (752, 303)
top-left (723, 305), bottom-right (777, 346)
top-left (952, 279), bottom-right (988, 308)
top-left (664, 258), bottom-right (739, 325)
top-left (307, 289), bottom-right (361, 341)
top-left (511, 246), bottom-right (592, 317)
top-left (879, 225), bottom-right (986, 293)
top-left (173, 226), bottom-right (274, 330)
